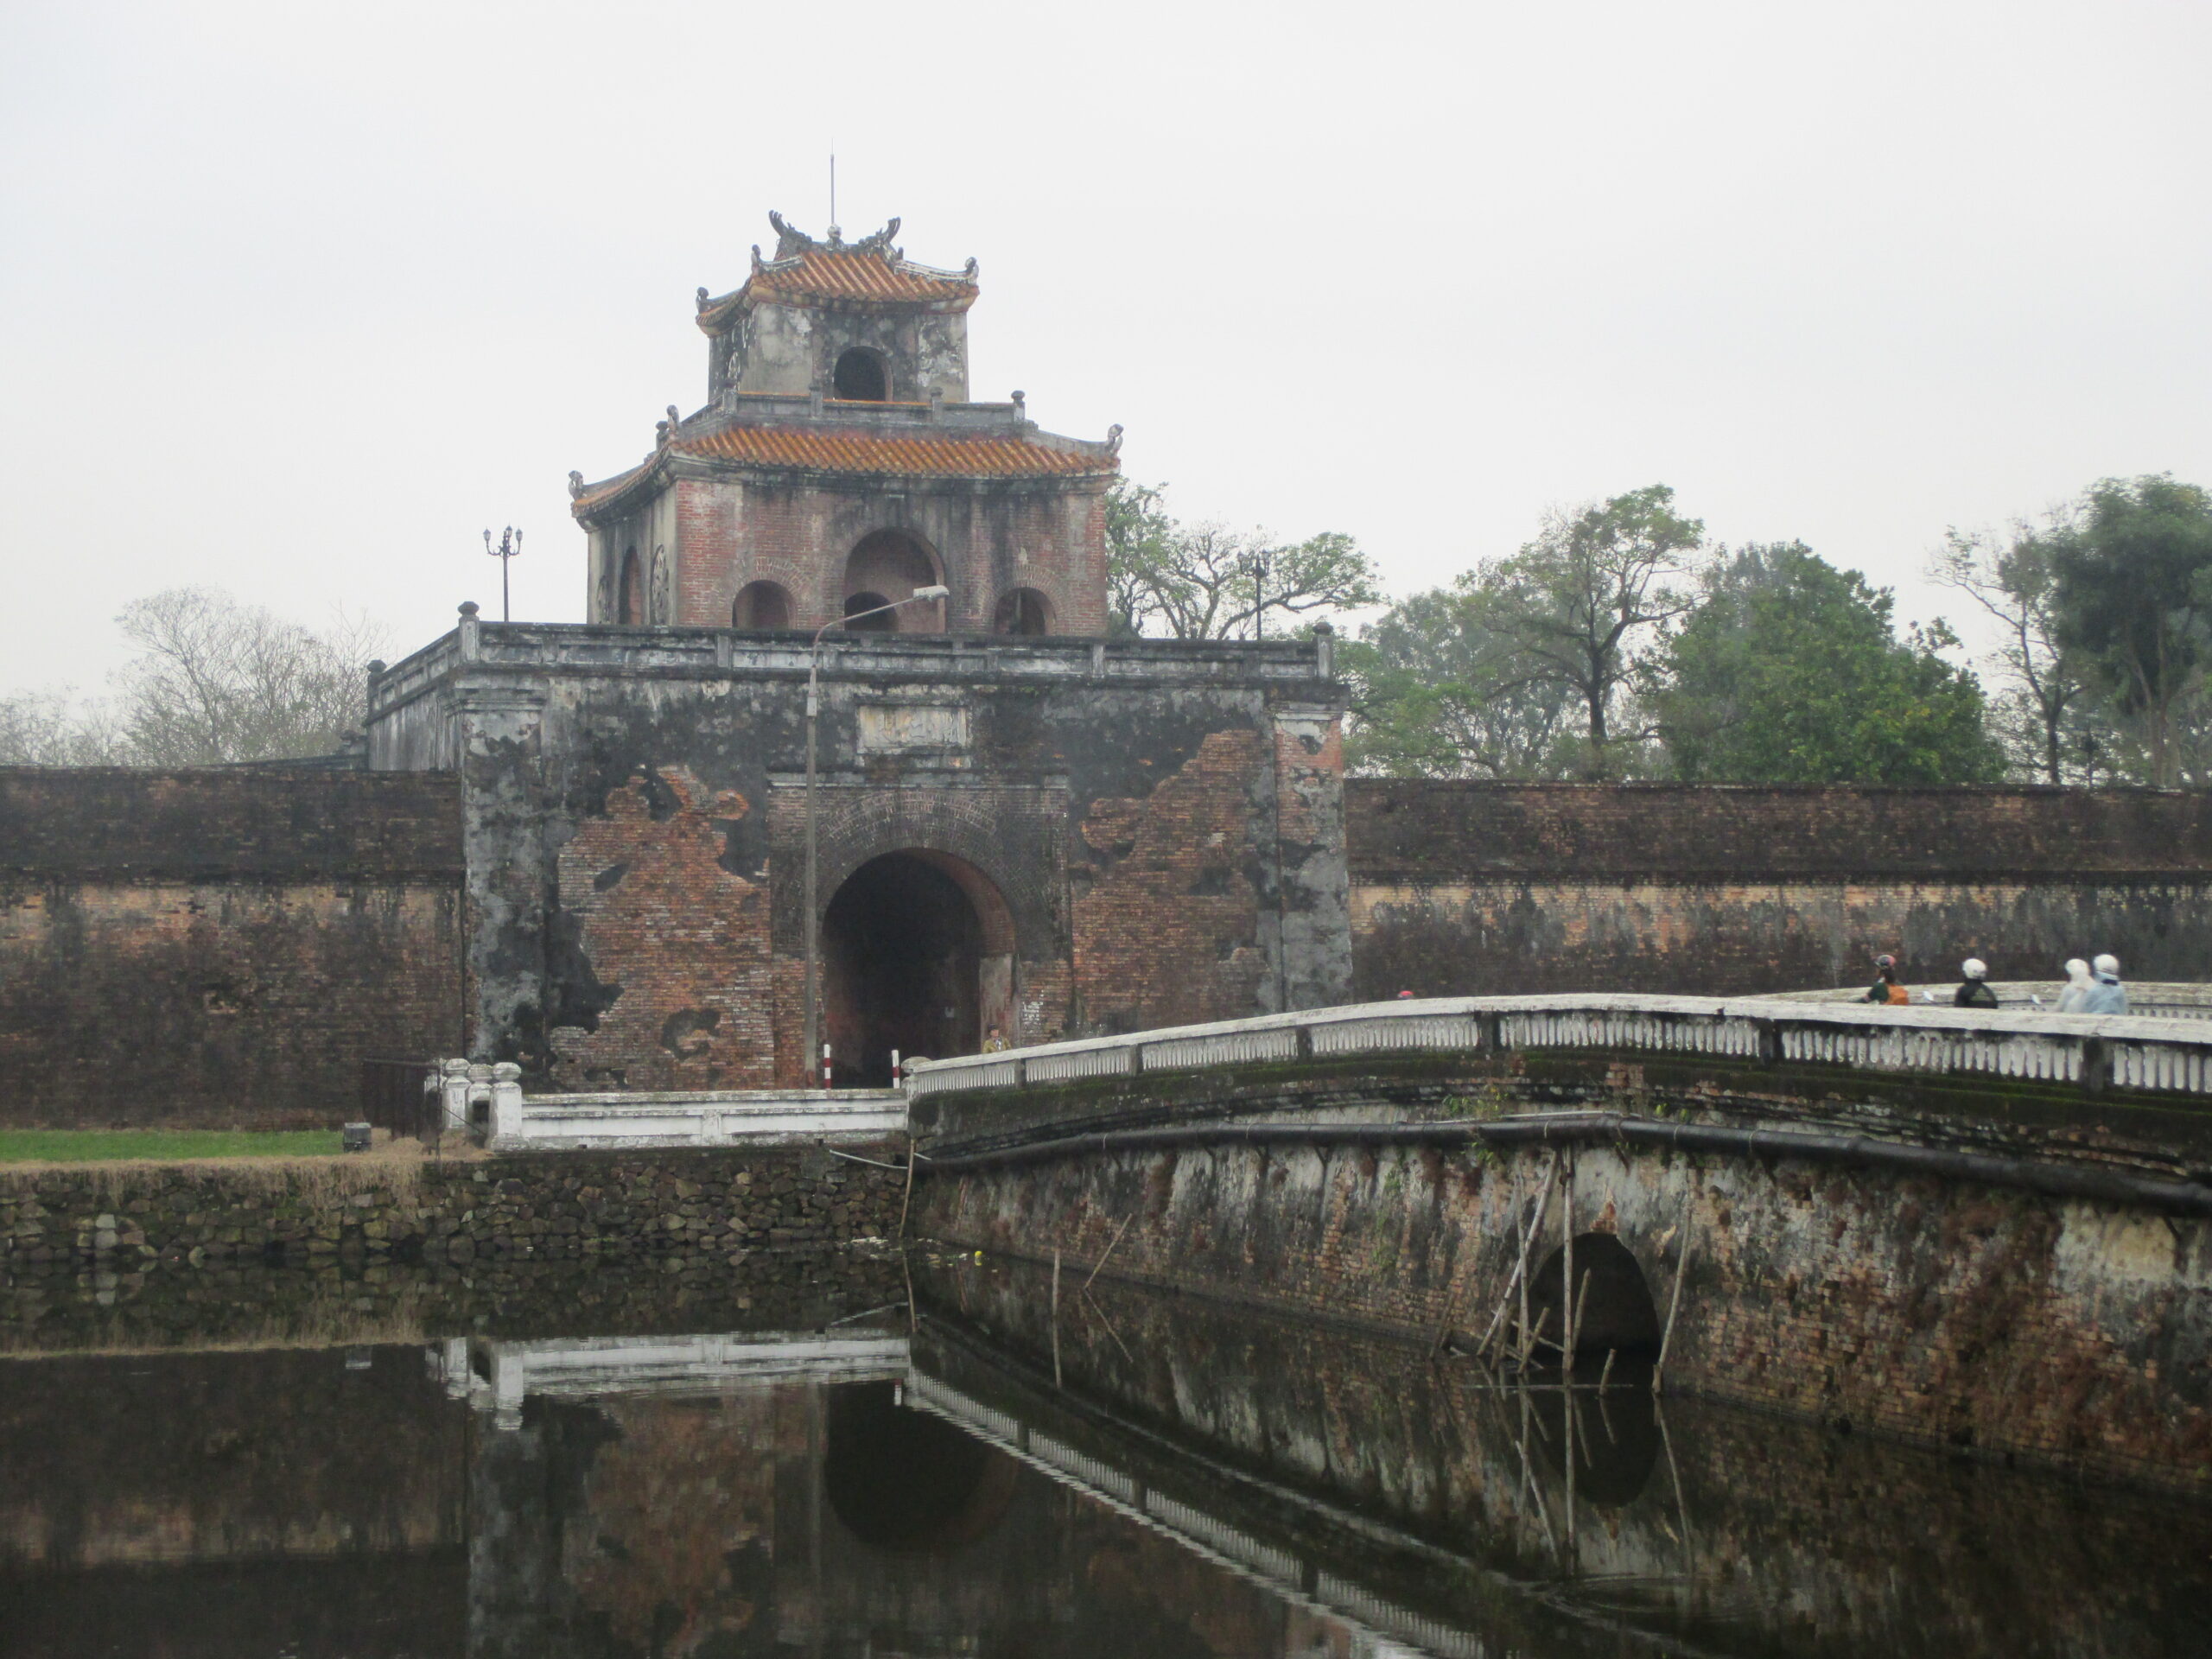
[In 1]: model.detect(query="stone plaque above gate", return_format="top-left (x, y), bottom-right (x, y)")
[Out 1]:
top-left (858, 703), bottom-right (969, 753)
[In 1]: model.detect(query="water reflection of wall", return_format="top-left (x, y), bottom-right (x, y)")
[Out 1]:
top-left (914, 1253), bottom-right (2212, 1659)
top-left (448, 1330), bottom-right (1318, 1658)
top-left (16, 1296), bottom-right (2212, 1659)
top-left (0, 1344), bottom-right (467, 1659)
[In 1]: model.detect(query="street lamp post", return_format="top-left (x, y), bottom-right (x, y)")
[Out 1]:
top-left (1245, 550), bottom-right (1271, 640)
top-left (804, 583), bottom-right (950, 1089)
top-left (483, 527), bottom-right (523, 622)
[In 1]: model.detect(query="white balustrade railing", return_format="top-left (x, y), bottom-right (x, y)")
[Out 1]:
top-left (904, 993), bottom-right (2212, 1102)
top-left (477, 1080), bottom-right (906, 1150)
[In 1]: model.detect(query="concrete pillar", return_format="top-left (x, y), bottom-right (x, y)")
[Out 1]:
top-left (490, 1062), bottom-right (524, 1144)
top-left (440, 1058), bottom-right (474, 1132)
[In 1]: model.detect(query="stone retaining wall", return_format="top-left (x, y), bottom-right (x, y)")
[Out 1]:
top-left (0, 1143), bottom-right (905, 1277)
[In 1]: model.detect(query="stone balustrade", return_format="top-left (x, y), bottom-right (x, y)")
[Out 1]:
top-left (462, 1069), bottom-right (906, 1150)
top-left (905, 991), bottom-right (2212, 1100)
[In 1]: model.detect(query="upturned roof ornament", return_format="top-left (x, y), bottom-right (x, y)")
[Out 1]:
top-left (567, 470), bottom-right (585, 499)
top-left (766, 209), bottom-right (905, 263)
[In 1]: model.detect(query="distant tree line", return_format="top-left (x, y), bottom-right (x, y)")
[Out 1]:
top-left (1106, 473), bottom-right (2212, 788)
top-left (0, 588), bottom-right (382, 766)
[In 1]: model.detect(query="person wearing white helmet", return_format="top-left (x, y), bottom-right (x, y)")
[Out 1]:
top-left (2081, 953), bottom-right (2129, 1015)
top-left (1953, 958), bottom-right (1999, 1009)
top-left (2056, 958), bottom-right (2094, 1014)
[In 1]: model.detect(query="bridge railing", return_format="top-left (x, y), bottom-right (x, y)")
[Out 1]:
top-left (904, 993), bottom-right (2212, 1100)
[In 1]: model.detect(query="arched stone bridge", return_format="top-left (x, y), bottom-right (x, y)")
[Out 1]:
top-left (905, 994), bottom-right (2212, 1492)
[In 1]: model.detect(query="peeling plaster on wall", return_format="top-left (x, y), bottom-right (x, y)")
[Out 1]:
top-left (545, 768), bottom-right (774, 1092)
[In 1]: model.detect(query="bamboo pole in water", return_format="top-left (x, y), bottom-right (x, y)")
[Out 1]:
top-left (1561, 1154), bottom-right (1576, 1368)
top-left (1655, 1205), bottom-right (1696, 1395)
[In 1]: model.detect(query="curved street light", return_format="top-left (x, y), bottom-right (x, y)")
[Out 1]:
top-left (804, 584), bottom-right (952, 1088)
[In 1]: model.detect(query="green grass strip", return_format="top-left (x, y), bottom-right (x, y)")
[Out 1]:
top-left (0, 1130), bottom-right (344, 1164)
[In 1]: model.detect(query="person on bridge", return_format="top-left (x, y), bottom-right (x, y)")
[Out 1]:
top-left (1952, 959), bottom-right (1999, 1009)
top-left (2056, 958), bottom-right (2094, 1013)
top-left (1864, 955), bottom-right (1909, 1005)
top-left (2082, 954), bottom-right (2130, 1015)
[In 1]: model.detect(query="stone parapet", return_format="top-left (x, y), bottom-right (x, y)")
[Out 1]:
top-left (909, 990), bottom-right (2212, 1108)
top-left (368, 623), bottom-right (1332, 728)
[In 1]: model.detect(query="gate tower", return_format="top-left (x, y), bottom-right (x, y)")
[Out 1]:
top-left (570, 213), bottom-right (1119, 640)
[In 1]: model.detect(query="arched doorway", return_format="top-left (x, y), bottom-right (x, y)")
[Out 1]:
top-left (823, 849), bottom-right (1015, 1085)
top-left (843, 531), bottom-right (944, 632)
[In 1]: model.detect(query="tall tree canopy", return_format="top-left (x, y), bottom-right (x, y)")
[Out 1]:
top-left (1463, 484), bottom-right (1705, 778)
top-left (1654, 543), bottom-right (2003, 785)
top-left (1340, 589), bottom-right (1576, 778)
top-left (1103, 479), bottom-right (1381, 640)
top-left (2044, 474), bottom-right (2212, 788)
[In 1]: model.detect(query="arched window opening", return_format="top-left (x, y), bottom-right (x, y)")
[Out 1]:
top-left (843, 592), bottom-right (896, 632)
top-left (842, 531), bottom-right (943, 633)
top-left (617, 549), bottom-right (642, 625)
top-left (991, 588), bottom-right (1052, 636)
top-left (833, 347), bottom-right (889, 402)
top-left (733, 581), bottom-right (792, 631)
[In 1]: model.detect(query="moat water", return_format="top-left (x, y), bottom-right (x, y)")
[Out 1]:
top-left (3, 1248), bottom-right (2209, 1657)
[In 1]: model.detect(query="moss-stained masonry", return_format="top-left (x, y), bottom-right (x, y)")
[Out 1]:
top-left (0, 1145), bottom-right (902, 1281)
top-left (913, 1052), bottom-right (2212, 1493)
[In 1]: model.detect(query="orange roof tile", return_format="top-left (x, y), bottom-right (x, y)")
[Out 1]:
top-left (680, 426), bottom-right (1106, 477)
top-left (573, 423), bottom-right (1113, 513)
top-left (749, 250), bottom-right (976, 307)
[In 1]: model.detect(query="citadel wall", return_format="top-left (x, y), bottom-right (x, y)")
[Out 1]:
top-left (1346, 780), bottom-right (2212, 996)
top-left (0, 770), bottom-right (464, 1128)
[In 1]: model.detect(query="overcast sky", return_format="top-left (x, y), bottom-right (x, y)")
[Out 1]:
top-left (3, 0), bottom-right (2207, 693)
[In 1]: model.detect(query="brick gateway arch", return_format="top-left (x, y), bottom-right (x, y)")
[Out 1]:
top-left (823, 849), bottom-right (1017, 1086)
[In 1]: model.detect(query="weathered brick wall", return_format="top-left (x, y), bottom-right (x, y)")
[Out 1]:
top-left (1347, 781), bottom-right (2212, 995)
top-left (0, 770), bottom-right (465, 1128)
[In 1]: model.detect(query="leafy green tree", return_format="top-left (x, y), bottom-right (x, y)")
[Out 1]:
top-left (1103, 479), bottom-right (1381, 640)
top-left (1341, 589), bottom-right (1577, 777)
top-left (1654, 543), bottom-right (2004, 784)
top-left (1464, 484), bottom-right (1705, 778)
top-left (2044, 474), bottom-right (2212, 788)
